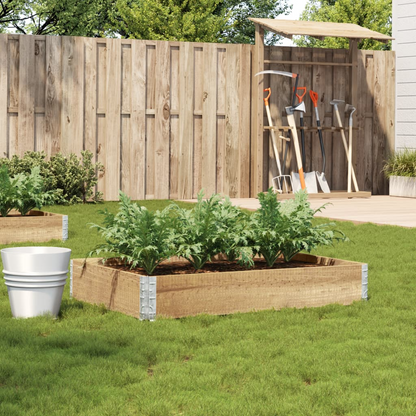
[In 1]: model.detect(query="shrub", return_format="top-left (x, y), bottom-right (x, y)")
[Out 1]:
top-left (0, 165), bottom-right (55, 216)
top-left (383, 149), bottom-right (416, 178)
top-left (249, 188), bottom-right (347, 265)
top-left (88, 192), bottom-right (176, 276)
top-left (0, 150), bottom-right (104, 204)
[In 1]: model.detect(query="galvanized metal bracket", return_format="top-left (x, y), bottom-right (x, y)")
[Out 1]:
top-left (62, 215), bottom-right (69, 241)
top-left (361, 263), bottom-right (368, 300)
top-left (69, 260), bottom-right (73, 298)
top-left (140, 276), bottom-right (157, 321)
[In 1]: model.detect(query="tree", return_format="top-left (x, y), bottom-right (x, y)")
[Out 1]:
top-left (294, 0), bottom-right (392, 50)
top-left (0, 0), bottom-right (291, 44)
top-left (0, 0), bottom-right (113, 36)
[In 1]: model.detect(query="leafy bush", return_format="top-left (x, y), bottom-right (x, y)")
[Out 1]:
top-left (249, 189), bottom-right (347, 265)
top-left (0, 150), bottom-right (104, 204)
top-left (0, 165), bottom-right (55, 216)
top-left (88, 192), bottom-right (176, 276)
top-left (87, 189), bottom-right (347, 275)
top-left (383, 149), bottom-right (416, 178)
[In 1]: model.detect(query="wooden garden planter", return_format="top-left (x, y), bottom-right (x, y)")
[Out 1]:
top-left (389, 176), bottom-right (416, 198)
top-left (0, 210), bottom-right (68, 244)
top-left (71, 254), bottom-right (368, 320)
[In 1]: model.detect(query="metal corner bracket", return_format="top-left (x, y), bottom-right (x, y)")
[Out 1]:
top-left (140, 275), bottom-right (157, 321)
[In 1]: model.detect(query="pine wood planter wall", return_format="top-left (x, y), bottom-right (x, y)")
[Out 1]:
top-left (389, 176), bottom-right (416, 198)
top-left (0, 211), bottom-right (68, 244)
top-left (71, 254), bottom-right (368, 320)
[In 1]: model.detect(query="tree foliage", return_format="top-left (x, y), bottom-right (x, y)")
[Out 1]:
top-left (0, 0), bottom-right (291, 44)
top-left (294, 0), bottom-right (392, 50)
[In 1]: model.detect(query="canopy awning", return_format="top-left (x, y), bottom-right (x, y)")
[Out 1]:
top-left (248, 18), bottom-right (394, 43)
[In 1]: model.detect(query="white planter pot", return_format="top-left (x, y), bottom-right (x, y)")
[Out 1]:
top-left (1, 247), bottom-right (71, 318)
top-left (389, 176), bottom-right (416, 198)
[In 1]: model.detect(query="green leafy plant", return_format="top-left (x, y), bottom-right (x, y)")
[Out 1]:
top-left (0, 165), bottom-right (19, 217)
top-left (249, 188), bottom-right (347, 266)
top-left (88, 192), bottom-right (175, 276)
top-left (383, 149), bottom-right (416, 178)
top-left (0, 150), bottom-right (104, 204)
top-left (171, 191), bottom-right (224, 270)
top-left (0, 165), bottom-right (55, 216)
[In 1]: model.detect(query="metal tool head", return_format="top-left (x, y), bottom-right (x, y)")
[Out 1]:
top-left (330, 99), bottom-right (345, 106)
top-left (345, 104), bottom-right (356, 114)
top-left (255, 70), bottom-right (296, 79)
top-left (285, 101), bottom-right (306, 115)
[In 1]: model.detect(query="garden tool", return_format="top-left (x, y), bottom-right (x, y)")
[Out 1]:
top-left (255, 70), bottom-right (306, 191)
top-left (292, 87), bottom-right (319, 193)
top-left (329, 99), bottom-right (359, 192)
top-left (345, 104), bottom-right (356, 193)
top-left (310, 90), bottom-right (330, 193)
top-left (262, 88), bottom-right (292, 193)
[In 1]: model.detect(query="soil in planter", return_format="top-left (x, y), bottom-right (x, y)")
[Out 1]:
top-left (103, 257), bottom-right (321, 276)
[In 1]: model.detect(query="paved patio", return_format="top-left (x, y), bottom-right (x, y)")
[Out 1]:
top-left (183, 196), bottom-right (416, 228)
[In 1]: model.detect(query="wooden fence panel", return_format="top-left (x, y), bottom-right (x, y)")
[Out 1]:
top-left (0, 33), bottom-right (396, 199)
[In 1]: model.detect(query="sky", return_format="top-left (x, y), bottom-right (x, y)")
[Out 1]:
top-left (279, 0), bottom-right (310, 46)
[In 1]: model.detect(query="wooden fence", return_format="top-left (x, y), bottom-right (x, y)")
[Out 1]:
top-left (0, 34), bottom-right (395, 199)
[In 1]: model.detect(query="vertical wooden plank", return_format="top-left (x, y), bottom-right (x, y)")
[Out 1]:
top-left (45, 36), bottom-right (62, 156)
top-left (169, 46), bottom-right (180, 199)
top-left (61, 36), bottom-right (84, 155)
top-left (239, 43), bottom-right (251, 198)
top-left (34, 39), bottom-right (46, 153)
top-left (251, 24), bottom-right (264, 196)
top-left (84, 38), bottom-right (97, 162)
top-left (105, 38), bottom-right (121, 200)
top-left (8, 38), bottom-right (19, 157)
top-left (154, 41), bottom-right (171, 199)
top-left (331, 49), bottom-right (348, 191)
top-left (193, 46), bottom-right (204, 198)
top-left (0, 35), bottom-right (8, 157)
top-left (201, 43), bottom-right (217, 196)
top-left (121, 43), bottom-right (132, 195)
top-left (130, 40), bottom-right (146, 200)
top-left (96, 42), bottom-right (107, 195)
top-left (18, 35), bottom-right (35, 156)
top-left (145, 45), bottom-right (155, 199)
top-left (225, 45), bottom-right (240, 197)
top-left (216, 48), bottom-right (227, 194)
top-left (372, 51), bottom-right (386, 195)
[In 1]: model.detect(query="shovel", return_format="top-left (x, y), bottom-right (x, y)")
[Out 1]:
top-left (291, 87), bottom-right (318, 193)
top-left (330, 99), bottom-right (359, 192)
top-left (309, 91), bottom-right (330, 193)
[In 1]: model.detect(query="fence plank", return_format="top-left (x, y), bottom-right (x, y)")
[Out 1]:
top-left (201, 43), bottom-right (217, 196)
top-left (216, 48), bottom-right (227, 194)
top-left (84, 38), bottom-right (97, 161)
top-left (0, 35), bottom-right (8, 157)
top-left (154, 41), bottom-right (171, 199)
top-left (130, 40), bottom-right (146, 200)
top-left (18, 35), bottom-right (35, 156)
top-left (61, 36), bottom-right (84, 155)
top-left (45, 36), bottom-right (62, 156)
top-left (105, 38), bottom-right (122, 200)
top-left (239, 43), bottom-right (251, 198)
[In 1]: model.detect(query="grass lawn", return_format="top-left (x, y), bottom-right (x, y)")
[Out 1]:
top-left (1, 200), bottom-right (416, 415)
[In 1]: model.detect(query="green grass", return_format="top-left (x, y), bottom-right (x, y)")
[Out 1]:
top-left (1, 201), bottom-right (416, 415)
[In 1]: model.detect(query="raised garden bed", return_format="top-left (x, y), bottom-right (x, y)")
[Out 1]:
top-left (0, 210), bottom-right (68, 244)
top-left (71, 254), bottom-right (368, 320)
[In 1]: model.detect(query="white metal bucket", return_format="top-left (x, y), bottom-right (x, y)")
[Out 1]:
top-left (1, 247), bottom-right (71, 318)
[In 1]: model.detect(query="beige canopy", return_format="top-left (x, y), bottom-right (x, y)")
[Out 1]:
top-left (248, 18), bottom-right (393, 42)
